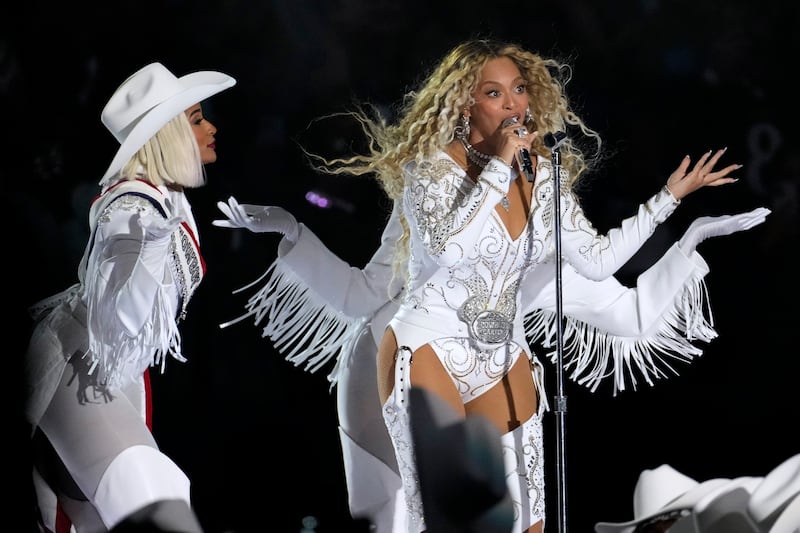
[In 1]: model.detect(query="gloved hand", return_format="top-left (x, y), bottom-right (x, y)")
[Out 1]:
top-left (137, 213), bottom-right (183, 278)
top-left (117, 213), bottom-right (183, 336)
top-left (139, 213), bottom-right (183, 244)
top-left (678, 207), bottom-right (771, 255)
top-left (213, 196), bottom-right (300, 242)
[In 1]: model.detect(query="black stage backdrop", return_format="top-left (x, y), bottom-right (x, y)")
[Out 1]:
top-left (7, 1), bottom-right (798, 531)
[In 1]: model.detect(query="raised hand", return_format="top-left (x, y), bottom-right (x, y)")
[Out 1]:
top-left (678, 207), bottom-right (771, 255)
top-left (134, 214), bottom-right (184, 291)
top-left (138, 214), bottom-right (183, 244)
top-left (666, 148), bottom-right (742, 201)
top-left (213, 196), bottom-right (299, 242)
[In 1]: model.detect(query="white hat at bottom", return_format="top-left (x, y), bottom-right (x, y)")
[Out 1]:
top-left (748, 454), bottom-right (800, 532)
top-left (595, 465), bottom-right (737, 533)
top-left (768, 493), bottom-right (800, 533)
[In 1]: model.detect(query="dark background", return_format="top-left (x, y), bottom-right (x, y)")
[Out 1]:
top-left (6, 1), bottom-right (799, 532)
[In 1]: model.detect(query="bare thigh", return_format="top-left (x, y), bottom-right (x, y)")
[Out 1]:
top-left (378, 329), bottom-right (543, 533)
top-left (465, 354), bottom-right (539, 434)
top-left (377, 327), bottom-right (465, 417)
top-left (378, 328), bottom-right (537, 428)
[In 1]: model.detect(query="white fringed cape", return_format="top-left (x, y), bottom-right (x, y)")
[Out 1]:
top-left (223, 244), bottom-right (717, 396)
top-left (221, 259), bottom-right (368, 386)
top-left (524, 267), bottom-right (716, 396)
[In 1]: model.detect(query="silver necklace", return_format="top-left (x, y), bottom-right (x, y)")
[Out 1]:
top-left (460, 139), bottom-right (510, 211)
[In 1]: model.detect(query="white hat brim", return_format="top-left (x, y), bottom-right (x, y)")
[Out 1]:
top-left (769, 493), bottom-right (800, 533)
top-left (100, 70), bottom-right (235, 185)
top-left (748, 453), bottom-right (800, 524)
top-left (691, 478), bottom-right (765, 533)
top-left (595, 478), bottom-right (734, 533)
top-left (694, 476), bottom-right (763, 513)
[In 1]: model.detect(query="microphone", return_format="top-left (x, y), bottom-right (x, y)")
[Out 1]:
top-left (502, 117), bottom-right (535, 182)
top-left (543, 131), bottom-right (567, 150)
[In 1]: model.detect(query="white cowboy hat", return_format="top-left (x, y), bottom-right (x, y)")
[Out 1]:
top-left (748, 454), bottom-right (800, 531)
top-left (99, 62), bottom-right (236, 185)
top-left (768, 493), bottom-right (800, 533)
top-left (687, 476), bottom-right (764, 533)
top-left (595, 464), bottom-right (739, 533)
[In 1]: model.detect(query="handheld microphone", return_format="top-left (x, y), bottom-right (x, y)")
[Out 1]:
top-left (502, 117), bottom-right (535, 182)
top-left (543, 131), bottom-right (567, 150)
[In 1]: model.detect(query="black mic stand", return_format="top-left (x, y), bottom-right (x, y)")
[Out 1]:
top-left (544, 131), bottom-right (568, 533)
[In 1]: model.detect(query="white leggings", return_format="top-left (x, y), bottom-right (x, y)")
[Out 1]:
top-left (36, 355), bottom-right (192, 530)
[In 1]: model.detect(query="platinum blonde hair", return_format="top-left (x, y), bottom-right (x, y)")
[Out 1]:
top-left (119, 112), bottom-right (205, 188)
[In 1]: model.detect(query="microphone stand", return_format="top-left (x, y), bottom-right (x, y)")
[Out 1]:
top-left (544, 131), bottom-right (568, 533)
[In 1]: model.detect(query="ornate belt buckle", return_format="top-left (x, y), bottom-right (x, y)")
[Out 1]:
top-left (469, 310), bottom-right (511, 346)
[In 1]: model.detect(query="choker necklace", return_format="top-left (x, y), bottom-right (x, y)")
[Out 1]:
top-left (460, 138), bottom-right (492, 168)
top-left (459, 138), bottom-right (510, 211)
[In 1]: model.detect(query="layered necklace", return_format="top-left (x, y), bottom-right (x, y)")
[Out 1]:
top-left (459, 138), bottom-right (510, 211)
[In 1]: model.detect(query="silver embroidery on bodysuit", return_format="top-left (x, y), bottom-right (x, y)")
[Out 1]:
top-left (392, 153), bottom-right (678, 531)
top-left (397, 154), bottom-right (557, 531)
top-left (411, 158), bottom-right (481, 256)
top-left (171, 227), bottom-right (203, 320)
top-left (98, 193), bottom-right (155, 223)
top-left (536, 161), bottom-right (674, 266)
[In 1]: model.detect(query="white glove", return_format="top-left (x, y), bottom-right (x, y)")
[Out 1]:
top-left (115, 213), bottom-right (183, 337)
top-left (139, 213), bottom-right (183, 244)
top-left (137, 213), bottom-right (183, 279)
top-left (678, 207), bottom-right (771, 255)
top-left (213, 196), bottom-right (300, 242)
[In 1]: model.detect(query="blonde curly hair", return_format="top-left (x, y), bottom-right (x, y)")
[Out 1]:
top-left (304, 38), bottom-right (603, 287)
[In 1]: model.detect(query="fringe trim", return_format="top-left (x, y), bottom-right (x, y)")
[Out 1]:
top-left (85, 272), bottom-right (183, 390)
top-left (220, 259), bottom-right (367, 385)
top-left (525, 270), bottom-right (717, 395)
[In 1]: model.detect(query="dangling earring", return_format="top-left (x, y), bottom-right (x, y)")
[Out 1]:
top-left (524, 108), bottom-right (534, 125)
top-left (455, 114), bottom-right (470, 141)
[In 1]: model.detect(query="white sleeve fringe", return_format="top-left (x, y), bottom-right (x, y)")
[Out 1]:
top-left (524, 270), bottom-right (716, 395)
top-left (84, 276), bottom-right (184, 390)
top-left (221, 259), bottom-right (368, 385)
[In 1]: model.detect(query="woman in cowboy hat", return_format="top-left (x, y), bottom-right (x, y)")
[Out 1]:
top-left (24, 62), bottom-right (235, 532)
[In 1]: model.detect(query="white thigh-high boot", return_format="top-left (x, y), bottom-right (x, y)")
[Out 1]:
top-left (382, 347), bottom-right (424, 533)
top-left (500, 413), bottom-right (545, 533)
top-left (339, 427), bottom-right (406, 533)
top-left (92, 445), bottom-right (199, 531)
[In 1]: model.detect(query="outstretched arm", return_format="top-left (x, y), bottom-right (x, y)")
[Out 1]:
top-left (213, 196), bottom-right (300, 242)
top-left (215, 196), bottom-right (404, 379)
top-left (523, 207), bottom-right (770, 394)
top-left (557, 149), bottom-right (743, 281)
top-left (677, 207), bottom-right (770, 256)
top-left (214, 196), bottom-right (402, 317)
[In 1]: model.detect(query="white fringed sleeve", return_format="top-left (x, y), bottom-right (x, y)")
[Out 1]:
top-left (523, 243), bottom-right (716, 394)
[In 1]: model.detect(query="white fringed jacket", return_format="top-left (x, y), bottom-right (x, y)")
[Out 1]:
top-left (24, 179), bottom-right (204, 426)
top-left (224, 152), bottom-right (717, 401)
